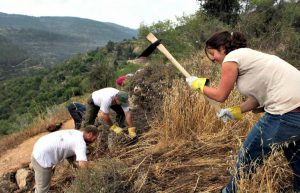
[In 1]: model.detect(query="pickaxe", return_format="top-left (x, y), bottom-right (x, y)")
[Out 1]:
top-left (138, 33), bottom-right (190, 77)
top-left (143, 32), bottom-right (220, 111)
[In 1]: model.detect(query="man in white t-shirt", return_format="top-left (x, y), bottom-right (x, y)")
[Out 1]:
top-left (82, 87), bottom-right (136, 140)
top-left (31, 125), bottom-right (99, 193)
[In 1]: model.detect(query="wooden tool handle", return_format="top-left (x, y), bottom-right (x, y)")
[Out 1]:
top-left (146, 33), bottom-right (191, 78)
top-left (146, 33), bottom-right (221, 111)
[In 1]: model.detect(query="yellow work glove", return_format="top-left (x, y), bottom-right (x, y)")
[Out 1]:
top-left (110, 124), bottom-right (123, 134)
top-left (217, 106), bottom-right (242, 122)
top-left (128, 127), bottom-right (137, 139)
top-left (186, 76), bottom-right (209, 93)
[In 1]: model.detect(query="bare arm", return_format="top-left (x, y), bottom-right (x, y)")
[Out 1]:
top-left (125, 111), bottom-right (133, 127)
top-left (99, 111), bottom-right (113, 126)
top-left (204, 62), bottom-right (238, 102)
top-left (240, 97), bottom-right (260, 113)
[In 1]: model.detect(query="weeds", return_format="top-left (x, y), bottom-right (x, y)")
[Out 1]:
top-left (64, 158), bottom-right (131, 193)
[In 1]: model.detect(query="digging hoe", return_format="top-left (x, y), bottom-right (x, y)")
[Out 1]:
top-left (143, 32), bottom-right (220, 111)
top-left (138, 33), bottom-right (190, 77)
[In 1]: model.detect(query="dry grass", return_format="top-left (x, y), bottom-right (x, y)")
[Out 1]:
top-left (97, 78), bottom-right (293, 193)
top-left (0, 104), bottom-right (70, 154)
top-left (129, 78), bottom-right (292, 193)
top-left (38, 53), bottom-right (295, 192)
top-left (62, 158), bottom-right (130, 193)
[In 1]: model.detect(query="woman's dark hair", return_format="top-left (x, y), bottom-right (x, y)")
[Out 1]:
top-left (205, 31), bottom-right (247, 56)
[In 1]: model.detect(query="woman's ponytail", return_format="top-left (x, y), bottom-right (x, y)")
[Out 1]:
top-left (230, 31), bottom-right (247, 53)
top-left (205, 31), bottom-right (247, 54)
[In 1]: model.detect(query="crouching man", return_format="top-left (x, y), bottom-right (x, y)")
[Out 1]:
top-left (31, 125), bottom-right (99, 193)
top-left (82, 87), bottom-right (137, 139)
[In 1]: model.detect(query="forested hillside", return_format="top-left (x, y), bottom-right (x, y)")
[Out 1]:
top-left (0, 39), bottom-right (142, 135)
top-left (0, 12), bottom-right (137, 80)
top-left (0, 0), bottom-right (299, 136)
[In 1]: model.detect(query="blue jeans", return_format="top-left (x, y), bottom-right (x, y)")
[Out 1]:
top-left (224, 112), bottom-right (300, 193)
top-left (67, 102), bottom-right (86, 129)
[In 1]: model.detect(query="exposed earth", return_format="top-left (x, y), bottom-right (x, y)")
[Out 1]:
top-left (0, 120), bottom-right (75, 176)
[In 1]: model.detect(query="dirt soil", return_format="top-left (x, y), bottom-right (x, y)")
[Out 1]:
top-left (0, 120), bottom-right (75, 176)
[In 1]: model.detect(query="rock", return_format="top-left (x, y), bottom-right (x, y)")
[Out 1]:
top-left (15, 168), bottom-right (33, 190)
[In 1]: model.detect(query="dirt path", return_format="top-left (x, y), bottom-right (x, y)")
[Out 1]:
top-left (0, 120), bottom-right (74, 176)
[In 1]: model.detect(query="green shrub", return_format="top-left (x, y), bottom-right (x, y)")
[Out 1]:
top-left (88, 60), bottom-right (114, 90)
top-left (0, 119), bottom-right (18, 135)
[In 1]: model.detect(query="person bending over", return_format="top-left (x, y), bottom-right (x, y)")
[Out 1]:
top-left (186, 30), bottom-right (300, 193)
top-left (31, 125), bottom-right (99, 193)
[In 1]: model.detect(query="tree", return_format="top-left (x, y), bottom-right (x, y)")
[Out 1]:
top-left (198, 0), bottom-right (241, 25)
top-left (106, 41), bottom-right (115, 53)
top-left (88, 59), bottom-right (114, 90)
top-left (115, 45), bottom-right (123, 61)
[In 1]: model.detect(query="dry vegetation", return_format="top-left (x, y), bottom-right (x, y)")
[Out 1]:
top-left (0, 104), bottom-right (70, 155)
top-left (60, 53), bottom-right (295, 193)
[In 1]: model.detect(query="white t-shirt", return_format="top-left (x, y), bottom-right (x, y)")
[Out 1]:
top-left (32, 130), bottom-right (87, 168)
top-left (223, 48), bottom-right (300, 115)
top-left (91, 87), bottom-right (129, 113)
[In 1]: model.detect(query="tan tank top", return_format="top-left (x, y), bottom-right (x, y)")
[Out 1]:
top-left (223, 48), bottom-right (300, 115)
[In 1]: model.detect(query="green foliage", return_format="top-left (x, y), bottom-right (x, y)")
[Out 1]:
top-left (0, 120), bottom-right (18, 135)
top-left (114, 62), bottom-right (143, 79)
top-left (276, 27), bottom-right (300, 68)
top-left (0, 54), bottom-right (92, 134)
top-left (176, 12), bottom-right (228, 50)
top-left (250, 0), bottom-right (281, 9)
top-left (138, 20), bottom-right (176, 39)
top-left (138, 19), bottom-right (196, 61)
top-left (106, 41), bottom-right (115, 53)
top-left (198, 0), bottom-right (241, 25)
top-left (0, 36), bottom-right (28, 65)
top-left (0, 36), bottom-right (146, 134)
top-left (235, 0), bottom-right (300, 65)
top-left (0, 111), bottom-right (36, 135)
top-left (88, 60), bottom-right (114, 90)
top-left (0, 12), bottom-right (137, 80)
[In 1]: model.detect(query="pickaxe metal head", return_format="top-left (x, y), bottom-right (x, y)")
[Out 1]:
top-left (138, 39), bottom-right (161, 58)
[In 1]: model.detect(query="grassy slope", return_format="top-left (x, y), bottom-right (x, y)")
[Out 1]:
top-left (59, 53), bottom-right (293, 193)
